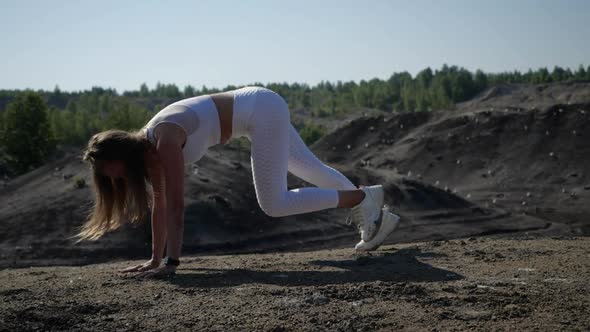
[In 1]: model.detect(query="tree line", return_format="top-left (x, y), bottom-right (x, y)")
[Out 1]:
top-left (1, 65), bottom-right (589, 175)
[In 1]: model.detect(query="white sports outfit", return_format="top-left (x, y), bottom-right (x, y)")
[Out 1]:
top-left (144, 86), bottom-right (358, 217)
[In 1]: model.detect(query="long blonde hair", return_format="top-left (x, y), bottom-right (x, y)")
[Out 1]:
top-left (74, 129), bottom-right (153, 242)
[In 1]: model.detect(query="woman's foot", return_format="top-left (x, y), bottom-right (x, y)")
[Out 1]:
top-left (355, 206), bottom-right (400, 251)
top-left (347, 184), bottom-right (384, 241)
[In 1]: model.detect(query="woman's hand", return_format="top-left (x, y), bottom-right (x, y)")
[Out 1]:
top-left (132, 265), bottom-right (177, 279)
top-left (119, 258), bottom-right (161, 274)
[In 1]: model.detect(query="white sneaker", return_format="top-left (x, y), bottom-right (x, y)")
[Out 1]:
top-left (347, 185), bottom-right (384, 241)
top-left (355, 206), bottom-right (400, 251)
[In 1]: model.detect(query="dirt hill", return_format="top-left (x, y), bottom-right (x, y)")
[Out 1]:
top-left (312, 82), bottom-right (590, 236)
top-left (1, 82), bottom-right (589, 268)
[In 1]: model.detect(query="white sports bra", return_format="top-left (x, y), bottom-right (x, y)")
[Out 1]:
top-left (143, 95), bottom-right (221, 164)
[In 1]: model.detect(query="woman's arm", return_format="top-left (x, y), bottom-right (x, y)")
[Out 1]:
top-left (154, 123), bottom-right (187, 261)
top-left (149, 167), bottom-right (168, 263)
top-left (119, 153), bottom-right (168, 275)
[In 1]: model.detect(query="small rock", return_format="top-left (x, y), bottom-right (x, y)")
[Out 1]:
top-left (305, 293), bottom-right (329, 305)
top-left (347, 144), bottom-right (352, 150)
top-left (526, 192), bottom-right (532, 198)
top-left (351, 300), bottom-right (363, 307)
top-left (368, 126), bottom-right (375, 132)
top-left (364, 142), bottom-right (369, 148)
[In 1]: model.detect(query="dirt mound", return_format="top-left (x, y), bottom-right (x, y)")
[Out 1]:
top-left (0, 144), bottom-right (354, 268)
top-left (0, 144), bottom-right (491, 268)
top-left (1, 237), bottom-right (588, 331)
top-left (460, 82), bottom-right (590, 111)
top-left (311, 82), bottom-right (590, 240)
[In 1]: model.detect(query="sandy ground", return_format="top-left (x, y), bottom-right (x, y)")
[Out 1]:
top-left (1, 236), bottom-right (588, 331)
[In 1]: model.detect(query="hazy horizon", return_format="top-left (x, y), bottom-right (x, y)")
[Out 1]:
top-left (1, 0), bottom-right (589, 92)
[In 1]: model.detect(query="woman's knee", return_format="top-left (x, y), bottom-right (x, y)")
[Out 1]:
top-left (258, 196), bottom-right (289, 218)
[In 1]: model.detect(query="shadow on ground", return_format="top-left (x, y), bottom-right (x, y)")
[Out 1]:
top-left (168, 248), bottom-right (463, 288)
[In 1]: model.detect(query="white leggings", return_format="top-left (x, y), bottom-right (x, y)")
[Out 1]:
top-left (234, 87), bottom-right (358, 217)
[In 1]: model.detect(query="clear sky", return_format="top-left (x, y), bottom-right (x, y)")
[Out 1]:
top-left (1, 0), bottom-right (588, 92)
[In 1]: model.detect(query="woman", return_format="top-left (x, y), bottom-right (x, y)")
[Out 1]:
top-left (78, 86), bottom-right (400, 279)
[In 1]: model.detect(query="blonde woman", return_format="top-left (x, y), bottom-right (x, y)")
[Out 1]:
top-left (78, 86), bottom-right (400, 278)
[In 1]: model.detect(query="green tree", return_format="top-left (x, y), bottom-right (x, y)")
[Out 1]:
top-left (0, 92), bottom-right (56, 174)
top-left (299, 122), bottom-right (327, 145)
top-left (183, 85), bottom-right (196, 97)
top-left (474, 69), bottom-right (488, 92)
top-left (139, 83), bottom-right (150, 97)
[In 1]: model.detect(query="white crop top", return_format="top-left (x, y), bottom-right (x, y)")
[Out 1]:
top-left (143, 95), bottom-right (221, 164)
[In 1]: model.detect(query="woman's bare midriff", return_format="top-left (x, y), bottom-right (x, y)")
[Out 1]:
top-left (210, 92), bottom-right (234, 145)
